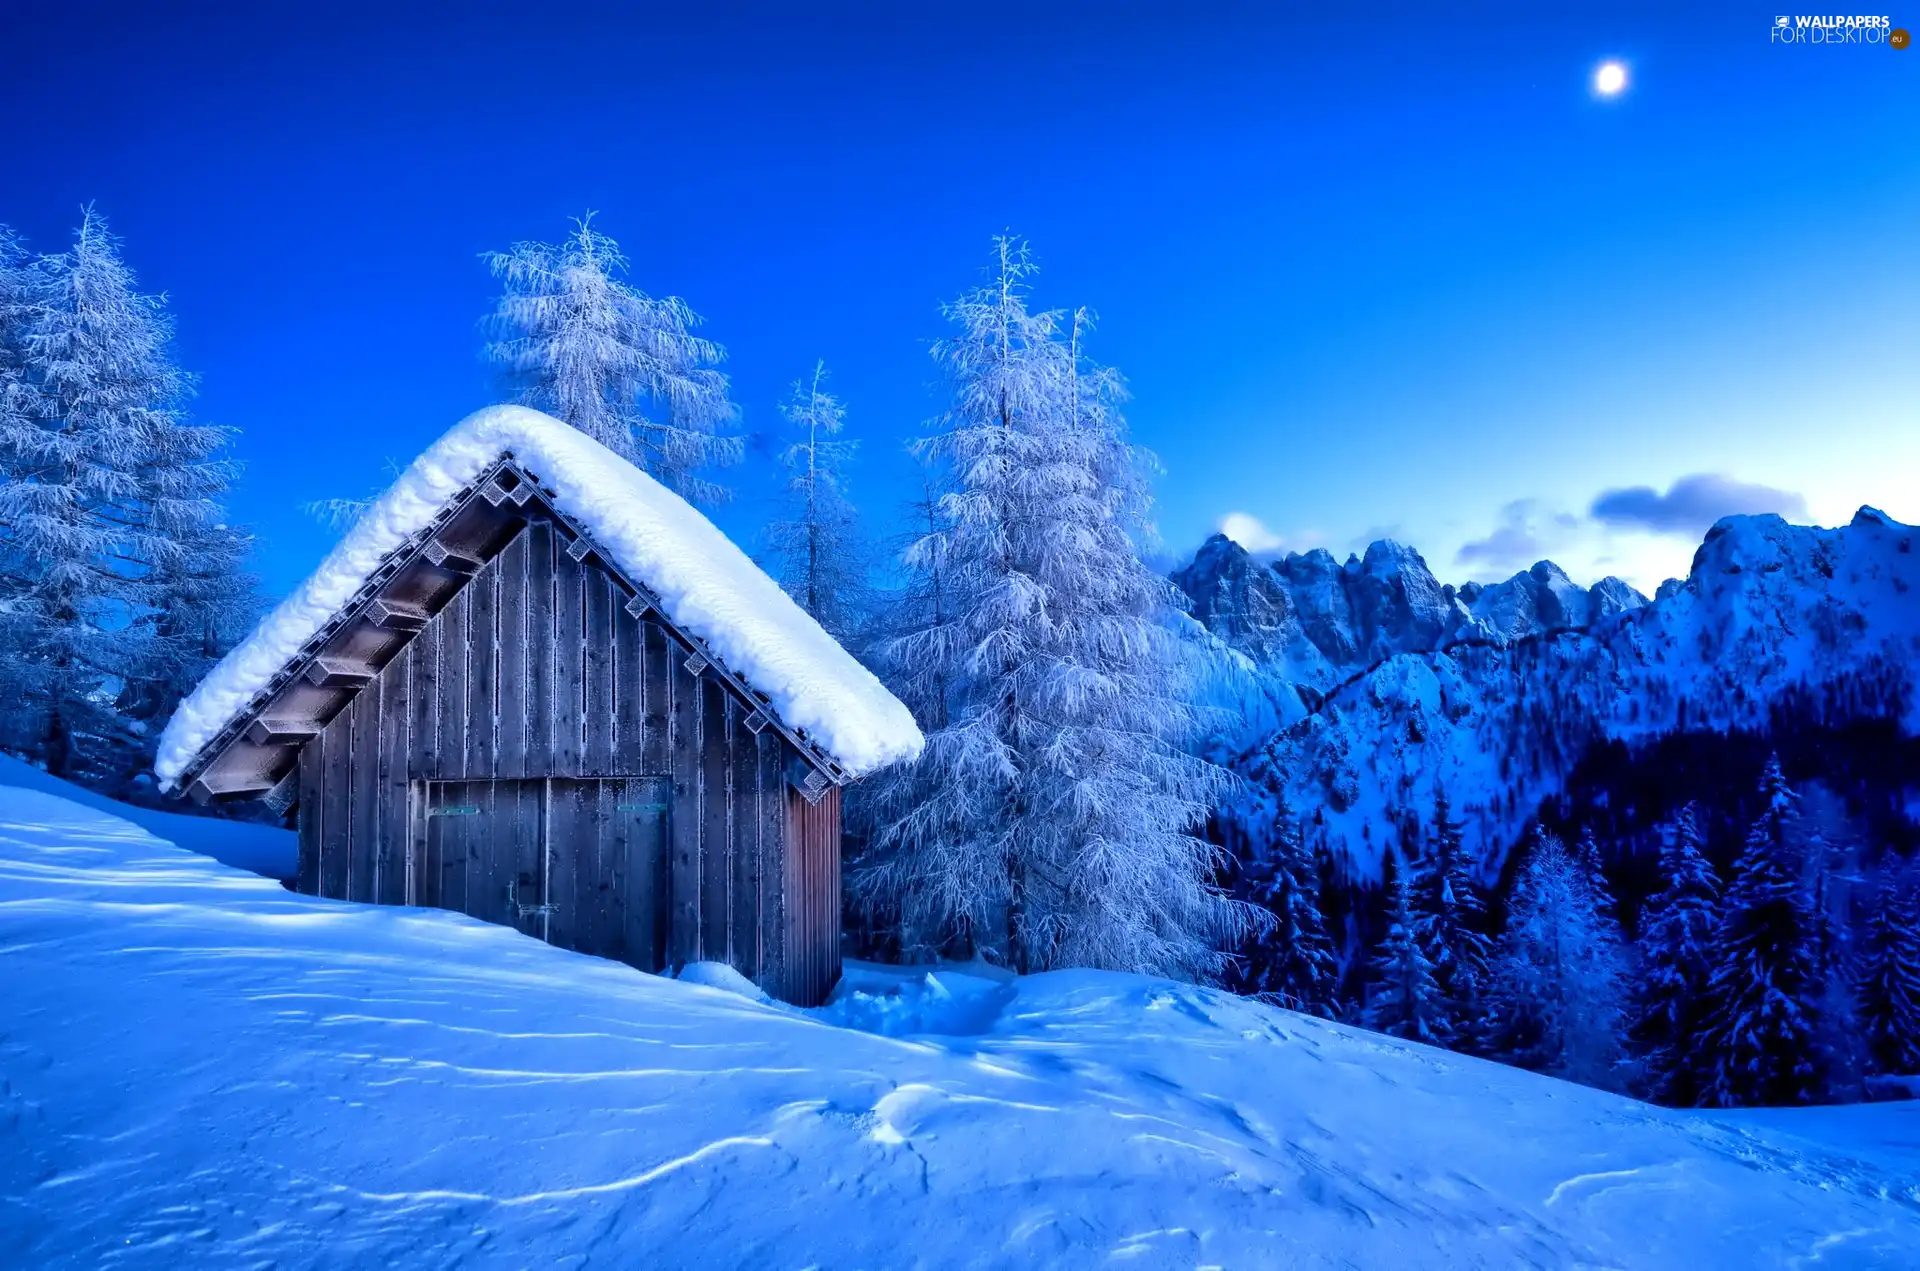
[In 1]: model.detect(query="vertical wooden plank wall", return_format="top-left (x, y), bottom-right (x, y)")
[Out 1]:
top-left (294, 515), bottom-right (844, 1004)
top-left (699, 678), bottom-right (731, 963)
top-left (783, 785), bottom-right (843, 1006)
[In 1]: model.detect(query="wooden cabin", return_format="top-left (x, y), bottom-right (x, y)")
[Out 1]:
top-left (156, 407), bottom-right (923, 1005)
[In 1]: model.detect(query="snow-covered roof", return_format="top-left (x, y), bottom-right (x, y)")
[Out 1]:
top-left (156, 405), bottom-right (923, 789)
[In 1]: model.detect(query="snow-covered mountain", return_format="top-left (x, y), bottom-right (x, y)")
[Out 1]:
top-left (6, 783), bottom-right (1918, 1268)
top-left (1179, 509), bottom-right (1920, 879)
top-left (1173, 533), bottom-right (1646, 712)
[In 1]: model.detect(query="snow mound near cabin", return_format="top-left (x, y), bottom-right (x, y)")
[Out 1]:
top-left (0, 752), bottom-right (295, 879)
top-left (155, 405), bottom-right (923, 788)
top-left (4, 785), bottom-right (1919, 1270)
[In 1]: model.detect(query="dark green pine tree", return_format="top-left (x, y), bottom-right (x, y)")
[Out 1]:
top-left (1630, 803), bottom-right (1721, 1105)
top-left (1414, 787), bottom-right (1491, 1050)
top-left (1698, 757), bottom-right (1827, 1107)
top-left (1857, 875), bottom-right (1920, 1076)
top-left (1242, 794), bottom-right (1339, 1017)
top-left (1365, 862), bottom-right (1442, 1044)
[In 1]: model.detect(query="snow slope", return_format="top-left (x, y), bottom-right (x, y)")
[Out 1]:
top-left (0, 752), bottom-right (294, 880)
top-left (4, 787), bottom-right (1918, 1268)
top-left (157, 405), bottom-right (923, 789)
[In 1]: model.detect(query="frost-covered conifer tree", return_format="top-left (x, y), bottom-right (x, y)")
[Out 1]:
top-left (1630, 803), bottom-right (1722, 1105)
top-left (1366, 863), bottom-right (1442, 1043)
top-left (0, 212), bottom-right (169, 776)
top-left (0, 225), bottom-right (29, 379)
top-left (117, 443), bottom-right (257, 753)
top-left (765, 360), bottom-right (865, 640)
top-left (1241, 793), bottom-right (1338, 1016)
top-left (1414, 788), bottom-right (1492, 1047)
top-left (1575, 826), bottom-right (1616, 919)
top-left (1798, 785), bottom-right (1868, 1101)
top-left (859, 238), bottom-right (1242, 978)
top-left (483, 214), bottom-right (739, 503)
top-left (1486, 830), bottom-right (1629, 1089)
top-left (0, 212), bottom-right (251, 785)
top-left (1697, 757), bottom-right (1827, 1107)
top-left (1856, 874), bottom-right (1920, 1076)
top-left (0, 225), bottom-right (36, 578)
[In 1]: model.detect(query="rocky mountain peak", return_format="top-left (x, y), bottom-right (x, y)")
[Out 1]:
top-left (1176, 531), bottom-right (1647, 684)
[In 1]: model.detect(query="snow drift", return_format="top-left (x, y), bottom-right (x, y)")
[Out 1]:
top-left (0, 752), bottom-right (294, 879)
top-left (155, 405), bottom-right (924, 789)
top-left (3, 785), bottom-right (1917, 1268)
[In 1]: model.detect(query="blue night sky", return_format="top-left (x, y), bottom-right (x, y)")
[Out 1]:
top-left (4, 1), bottom-right (1916, 598)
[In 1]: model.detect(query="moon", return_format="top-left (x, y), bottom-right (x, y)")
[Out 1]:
top-left (1595, 61), bottom-right (1628, 96)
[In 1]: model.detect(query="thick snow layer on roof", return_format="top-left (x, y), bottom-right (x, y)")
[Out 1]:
top-left (156, 405), bottom-right (923, 788)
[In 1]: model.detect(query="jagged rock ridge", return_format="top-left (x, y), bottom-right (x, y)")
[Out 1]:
top-left (1178, 510), bottom-right (1920, 881)
top-left (1173, 533), bottom-right (1646, 707)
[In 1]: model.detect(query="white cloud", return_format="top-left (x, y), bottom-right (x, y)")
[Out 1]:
top-left (1217, 511), bottom-right (1286, 554)
top-left (1454, 499), bottom-right (1581, 574)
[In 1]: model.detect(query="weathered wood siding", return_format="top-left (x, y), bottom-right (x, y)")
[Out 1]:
top-left (784, 784), bottom-right (843, 1008)
top-left (292, 518), bottom-right (842, 1005)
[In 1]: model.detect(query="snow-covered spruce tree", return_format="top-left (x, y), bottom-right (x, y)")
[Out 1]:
top-left (1414, 787), bottom-right (1492, 1048)
top-left (0, 225), bottom-right (30, 378)
top-left (842, 471), bottom-right (954, 961)
top-left (1856, 873), bottom-right (1920, 1077)
top-left (0, 224), bottom-right (36, 600)
top-left (0, 211), bottom-right (188, 779)
top-left (1365, 860), bottom-right (1442, 1043)
top-left (1630, 802), bottom-right (1722, 1105)
top-left (1575, 826), bottom-right (1616, 919)
top-left (1799, 784), bottom-right (1868, 1101)
top-left (1485, 830), bottom-right (1629, 1089)
top-left (858, 237), bottom-right (1243, 978)
top-left (483, 214), bottom-right (739, 503)
top-left (1240, 793), bottom-right (1339, 1016)
top-left (765, 360), bottom-right (866, 641)
top-left (115, 446), bottom-right (257, 768)
top-left (1697, 757), bottom-right (1827, 1108)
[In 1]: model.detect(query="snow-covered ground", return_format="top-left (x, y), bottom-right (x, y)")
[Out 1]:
top-left (3, 786), bottom-right (1918, 1269)
top-left (0, 752), bottom-right (294, 880)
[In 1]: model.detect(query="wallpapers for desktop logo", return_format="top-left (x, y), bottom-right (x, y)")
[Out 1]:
top-left (1769, 13), bottom-right (1909, 44)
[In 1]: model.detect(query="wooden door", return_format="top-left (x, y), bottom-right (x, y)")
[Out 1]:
top-left (543, 777), bottom-right (670, 968)
top-left (609, 777), bottom-right (670, 972)
top-left (416, 776), bottom-right (669, 970)
top-left (419, 779), bottom-right (488, 917)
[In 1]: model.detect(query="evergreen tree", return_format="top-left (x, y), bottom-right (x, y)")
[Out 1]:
top-left (1366, 862), bottom-right (1441, 1043)
top-left (885, 472), bottom-right (953, 726)
top-left (765, 360), bottom-right (865, 640)
top-left (1413, 787), bottom-right (1491, 1047)
top-left (483, 214), bottom-right (739, 503)
top-left (0, 212), bottom-right (172, 777)
top-left (1630, 803), bottom-right (1722, 1105)
top-left (859, 237), bottom-right (1242, 978)
top-left (0, 225), bottom-right (30, 379)
top-left (1241, 794), bottom-right (1339, 1016)
top-left (115, 354), bottom-right (257, 756)
top-left (1799, 785), bottom-right (1868, 1101)
top-left (1575, 825), bottom-right (1616, 918)
top-left (0, 212), bottom-right (252, 787)
top-left (1697, 757), bottom-right (1827, 1107)
top-left (1857, 874), bottom-right (1920, 1076)
top-left (0, 227), bottom-right (34, 468)
top-left (1486, 830), bottom-right (1629, 1089)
